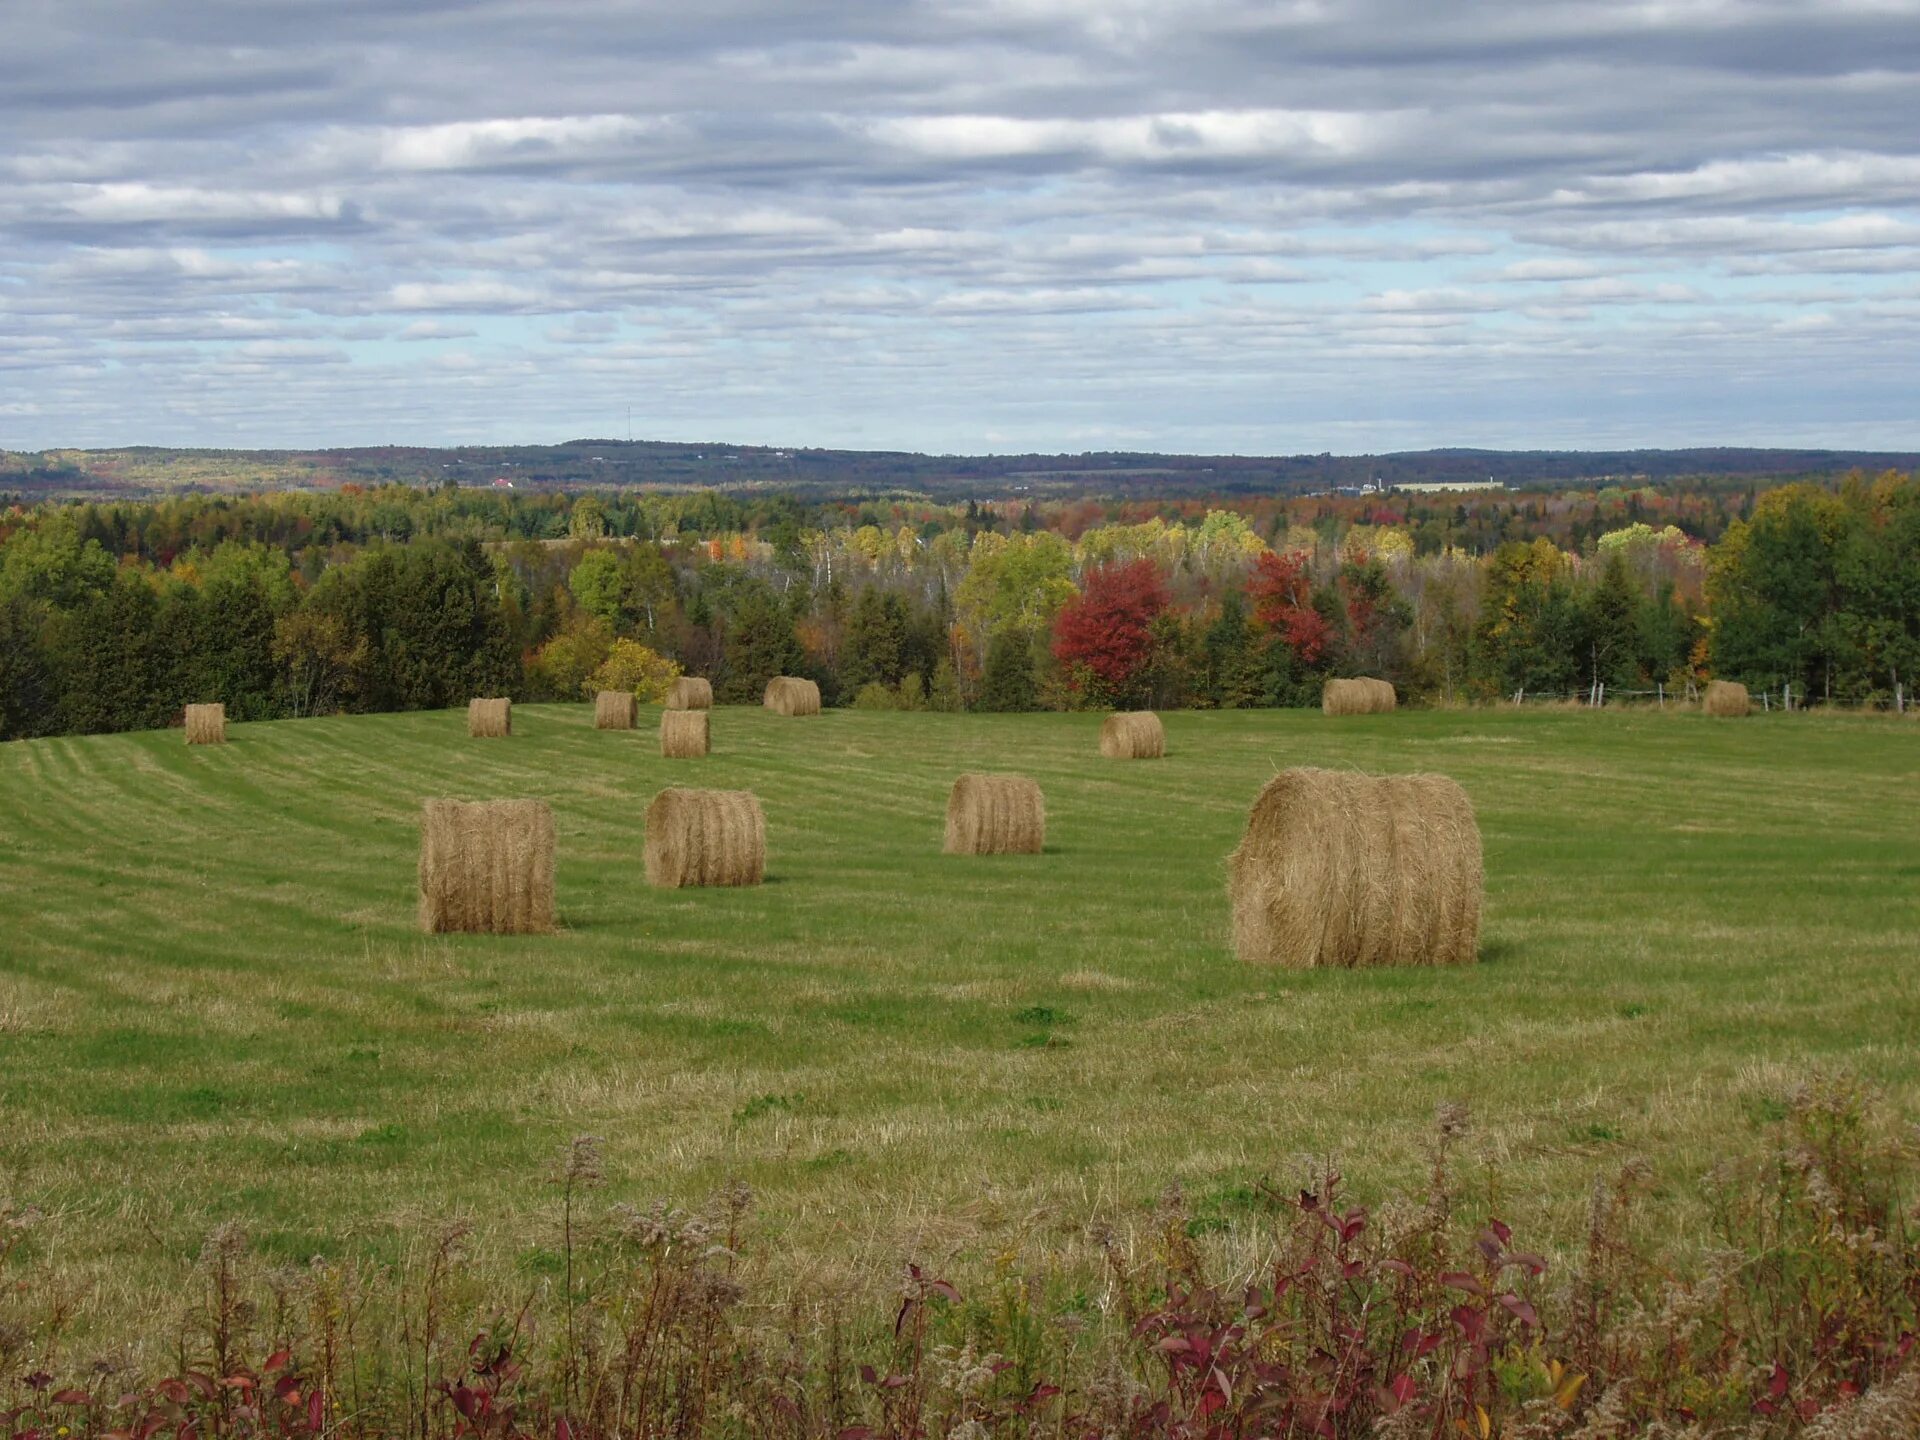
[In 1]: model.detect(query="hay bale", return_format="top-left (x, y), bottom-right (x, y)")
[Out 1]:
top-left (594, 690), bottom-right (637, 730)
top-left (1703, 680), bottom-right (1750, 717)
top-left (1322, 677), bottom-right (1398, 716)
top-left (763, 676), bottom-right (822, 716)
top-left (644, 787), bottom-right (764, 887)
top-left (468, 697), bottom-right (512, 737)
top-left (665, 676), bottom-right (713, 711)
top-left (418, 799), bottom-right (556, 934)
top-left (944, 773), bottom-right (1046, 855)
top-left (661, 709), bottom-right (711, 758)
top-left (1228, 767), bottom-right (1481, 969)
top-left (184, 703), bottom-right (226, 745)
top-left (1100, 710), bottom-right (1165, 759)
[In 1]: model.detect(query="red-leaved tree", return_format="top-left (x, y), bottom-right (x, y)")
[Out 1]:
top-left (1051, 558), bottom-right (1169, 698)
top-left (1248, 551), bottom-right (1332, 665)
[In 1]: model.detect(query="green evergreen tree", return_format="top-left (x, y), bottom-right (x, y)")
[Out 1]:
top-left (0, 597), bottom-right (55, 740)
top-left (50, 574), bottom-right (168, 734)
top-left (1582, 551), bottom-right (1642, 691)
top-left (978, 624), bottom-right (1039, 712)
top-left (1201, 592), bottom-right (1260, 708)
top-left (1637, 579), bottom-right (1698, 686)
top-left (841, 588), bottom-right (907, 691)
top-left (720, 588), bottom-right (805, 703)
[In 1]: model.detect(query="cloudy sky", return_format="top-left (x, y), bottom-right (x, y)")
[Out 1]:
top-left (5, 0), bottom-right (1919, 454)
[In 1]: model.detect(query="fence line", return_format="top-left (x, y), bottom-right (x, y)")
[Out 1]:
top-left (1506, 683), bottom-right (1909, 714)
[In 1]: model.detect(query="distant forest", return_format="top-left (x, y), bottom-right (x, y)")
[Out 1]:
top-left (6, 440), bottom-right (1920, 502)
top-left (3, 464), bottom-right (1914, 742)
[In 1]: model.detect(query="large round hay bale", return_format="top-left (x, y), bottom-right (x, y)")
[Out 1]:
top-left (1228, 768), bottom-right (1481, 969)
top-left (763, 676), bottom-right (821, 716)
top-left (1703, 680), bottom-right (1750, 717)
top-left (184, 703), bottom-right (227, 746)
top-left (468, 697), bottom-right (512, 737)
top-left (594, 690), bottom-right (637, 730)
top-left (1322, 677), bottom-right (1397, 716)
top-left (661, 709), bottom-right (710, 758)
top-left (644, 787), bottom-right (764, 887)
top-left (665, 676), bottom-right (713, 711)
top-left (1099, 711), bottom-right (1165, 759)
top-left (944, 773), bottom-right (1046, 855)
top-left (418, 798), bottom-right (556, 934)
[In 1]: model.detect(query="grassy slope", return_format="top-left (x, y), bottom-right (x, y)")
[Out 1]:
top-left (2, 705), bottom-right (1916, 1335)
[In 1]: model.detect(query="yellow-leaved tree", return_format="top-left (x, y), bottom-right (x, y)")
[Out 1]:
top-left (586, 639), bottom-right (680, 703)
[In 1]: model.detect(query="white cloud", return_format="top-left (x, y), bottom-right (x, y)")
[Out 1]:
top-left (386, 280), bottom-right (551, 312)
top-left (346, 115), bottom-right (674, 172)
top-left (859, 108), bottom-right (1397, 163)
top-left (57, 183), bottom-right (349, 225)
top-left (0, 0), bottom-right (1917, 449)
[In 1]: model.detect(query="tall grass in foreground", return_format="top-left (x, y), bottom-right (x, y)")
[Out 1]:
top-left (2, 1078), bottom-right (1915, 1439)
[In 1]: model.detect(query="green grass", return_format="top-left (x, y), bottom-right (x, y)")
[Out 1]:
top-left (2, 704), bottom-right (1917, 1338)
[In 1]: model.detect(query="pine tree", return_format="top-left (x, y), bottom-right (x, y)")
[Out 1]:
top-left (841, 588), bottom-right (906, 691)
top-left (720, 589), bottom-right (805, 703)
top-left (0, 597), bottom-right (55, 740)
top-left (1202, 592), bottom-right (1260, 708)
top-left (978, 625), bottom-right (1039, 712)
top-left (1583, 550), bottom-right (1641, 691)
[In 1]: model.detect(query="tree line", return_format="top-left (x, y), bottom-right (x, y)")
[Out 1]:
top-left (0, 472), bottom-right (1912, 740)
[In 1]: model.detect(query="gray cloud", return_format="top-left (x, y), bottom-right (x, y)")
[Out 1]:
top-left (2, 0), bottom-right (1917, 451)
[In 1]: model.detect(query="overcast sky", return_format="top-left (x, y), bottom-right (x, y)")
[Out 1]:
top-left (4, 0), bottom-right (1919, 455)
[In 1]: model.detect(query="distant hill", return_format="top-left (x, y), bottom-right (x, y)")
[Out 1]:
top-left (4, 440), bottom-right (1915, 501)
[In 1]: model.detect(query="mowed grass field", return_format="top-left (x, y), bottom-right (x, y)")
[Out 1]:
top-left (2, 704), bottom-right (1917, 1338)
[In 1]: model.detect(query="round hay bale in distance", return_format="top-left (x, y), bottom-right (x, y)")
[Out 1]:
top-left (594, 690), bottom-right (637, 730)
top-left (1703, 680), bottom-right (1750, 717)
top-left (665, 676), bottom-right (713, 711)
top-left (661, 709), bottom-right (711, 758)
top-left (418, 798), bottom-right (556, 934)
top-left (468, 697), bottom-right (512, 737)
top-left (1322, 677), bottom-right (1397, 716)
top-left (763, 676), bottom-right (822, 716)
top-left (644, 787), bottom-right (764, 887)
top-left (1228, 767), bottom-right (1481, 969)
top-left (1099, 711), bottom-right (1165, 759)
top-left (944, 773), bottom-right (1046, 855)
top-left (184, 703), bottom-right (227, 745)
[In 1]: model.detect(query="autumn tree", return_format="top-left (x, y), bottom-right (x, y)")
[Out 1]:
top-left (588, 639), bottom-right (680, 702)
top-left (1248, 551), bottom-right (1331, 668)
top-left (1050, 558), bottom-right (1169, 705)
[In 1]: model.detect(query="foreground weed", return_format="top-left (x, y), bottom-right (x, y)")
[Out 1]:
top-left (1, 1079), bottom-right (1916, 1438)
